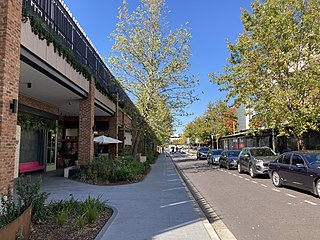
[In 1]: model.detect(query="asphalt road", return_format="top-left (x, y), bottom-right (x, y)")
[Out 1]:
top-left (172, 153), bottom-right (320, 240)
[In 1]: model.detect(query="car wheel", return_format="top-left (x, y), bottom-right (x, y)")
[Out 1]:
top-left (227, 163), bottom-right (230, 170)
top-left (249, 165), bottom-right (256, 178)
top-left (272, 171), bottom-right (281, 187)
top-left (237, 163), bottom-right (243, 173)
top-left (315, 179), bottom-right (320, 197)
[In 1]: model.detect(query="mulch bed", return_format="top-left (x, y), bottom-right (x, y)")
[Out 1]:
top-left (30, 208), bottom-right (113, 240)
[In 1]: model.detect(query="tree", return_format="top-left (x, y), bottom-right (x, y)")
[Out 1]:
top-left (109, 0), bottom-right (197, 156)
top-left (203, 100), bottom-right (236, 149)
top-left (184, 100), bottom-right (236, 147)
top-left (211, 0), bottom-right (320, 150)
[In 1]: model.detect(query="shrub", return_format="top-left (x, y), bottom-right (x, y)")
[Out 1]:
top-left (15, 176), bottom-right (49, 223)
top-left (75, 216), bottom-right (86, 230)
top-left (73, 156), bottom-right (149, 183)
top-left (55, 210), bottom-right (69, 227)
top-left (0, 192), bottom-right (22, 228)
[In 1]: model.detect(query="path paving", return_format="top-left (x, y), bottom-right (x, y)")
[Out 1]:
top-left (40, 153), bottom-right (217, 240)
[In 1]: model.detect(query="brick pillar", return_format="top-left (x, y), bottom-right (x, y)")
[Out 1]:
top-left (0, 0), bottom-right (22, 194)
top-left (78, 78), bottom-right (95, 165)
top-left (109, 93), bottom-right (119, 158)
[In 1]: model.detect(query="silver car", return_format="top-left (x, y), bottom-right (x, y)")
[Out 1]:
top-left (238, 147), bottom-right (277, 178)
top-left (207, 149), bottom-right (224, 165)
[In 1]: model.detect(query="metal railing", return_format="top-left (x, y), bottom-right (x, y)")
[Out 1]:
top-left (23, 0), bottom-right (131, 106)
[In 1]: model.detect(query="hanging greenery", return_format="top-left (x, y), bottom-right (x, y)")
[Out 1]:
top-left (18, 113), bottom-right (57, 131)
top-left (21, 4), bottom-right (136, 119)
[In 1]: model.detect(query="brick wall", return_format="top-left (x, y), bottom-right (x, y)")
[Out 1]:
top-left (78, 78), bottom-right (94, 165)
top-left (19, 94), bottom-right (59, 115)
top-left (0, 0), bottom-right (22, 194)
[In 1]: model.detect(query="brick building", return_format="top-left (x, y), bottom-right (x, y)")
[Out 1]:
top-left (0, 0), bottom-right (135, 194)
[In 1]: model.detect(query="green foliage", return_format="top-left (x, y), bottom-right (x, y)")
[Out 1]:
top-left (0, 193), bottom-right (23, 228)
top-left (211, 0), bottom-right (320, 150)
top-left (109, 0), bottom-right (198, 146)
top-left (183, 100), bottom-right (235, 146)
top-left (18, 113), bottom-right (57, 131)
top-left (75, 216), bottom-right (86, 230)
top-left (0, 177), bottom-right (49, 228)
top-left (74, 156), bottom-right (150, 183)
top-left (22, 12), bottom-right (92, 82)
top-left (55, 210), bottom-right (69, 227)
top-left (41, 196), bottom-right (108, 229)
top-left (15, 176), bottom-right (49, 223)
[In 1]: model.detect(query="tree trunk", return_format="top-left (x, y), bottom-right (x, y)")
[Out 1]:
top-left (296, 135), bottom-right (306, 151)
top-left (216, 136), bottom-right (219, 149)
top-left (132, 127), bottom-right (143, 159)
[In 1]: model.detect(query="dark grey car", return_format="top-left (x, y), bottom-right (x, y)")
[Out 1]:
top-left (219, 150), bottom-right (241, 169)
top-left (197, 147), bottom-right (210, 160)
top-left (238, 147), bottom-right (277, 178)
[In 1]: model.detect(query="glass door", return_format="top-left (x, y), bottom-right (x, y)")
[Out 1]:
top-left (46, 130), bottom-right (57, 171)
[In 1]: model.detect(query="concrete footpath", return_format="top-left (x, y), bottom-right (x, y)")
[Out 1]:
top-left (40, 153), bottom-right (219, 240)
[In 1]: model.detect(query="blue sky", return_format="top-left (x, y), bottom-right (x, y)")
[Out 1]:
top-left (63, 0), bottom-right (252, 134)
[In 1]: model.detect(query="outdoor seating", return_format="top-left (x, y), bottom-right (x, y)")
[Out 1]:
top-left (19, 161), bottom-right (44, 173)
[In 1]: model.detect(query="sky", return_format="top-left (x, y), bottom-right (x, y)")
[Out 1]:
top-left (63, 0), bottom-right (253, 134)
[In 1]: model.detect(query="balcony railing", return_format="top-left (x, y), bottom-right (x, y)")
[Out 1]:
top-left (22, 0), bottom-right (131, 107)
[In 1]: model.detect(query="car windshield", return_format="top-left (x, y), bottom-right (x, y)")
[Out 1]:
top-left (200, 148), bottom-right (209, 152)
top-left (212, 150), bottom-right (223, 155)
top-left (250, 148), bottom-right (276, 157)
top-left (305, 154), bottom-right (320, 166)
top-left (228, 150), bottom-right (241, 157)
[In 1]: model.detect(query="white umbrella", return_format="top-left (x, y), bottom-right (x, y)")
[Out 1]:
top-left (94, 135), bottom-right (122, 144)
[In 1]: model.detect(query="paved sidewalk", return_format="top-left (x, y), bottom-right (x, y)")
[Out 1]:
top-left (40, 153), bottom-right (216, 240)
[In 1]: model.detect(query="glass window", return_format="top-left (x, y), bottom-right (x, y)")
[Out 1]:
top-left (250, 148), bottom-right (276, 157)
top-left (228, 150), bottom-right (241, 157)
top-left (292, 154), bottom-right (304, 165)
top-left (305, 154), bottom-right (320, 167)
top-left (283, 154), bottom-right (291, 165)
top-left (212, 150), bottom-right (223, 155)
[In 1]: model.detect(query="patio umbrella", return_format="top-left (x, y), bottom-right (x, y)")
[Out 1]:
top-left (94, 135), bottom-right (122, 144)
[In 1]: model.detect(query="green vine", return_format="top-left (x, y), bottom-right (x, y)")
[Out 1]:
top-left (21, 5), bottom-right (134, 118)
top-left (18, 113), bottom-right (57, 131)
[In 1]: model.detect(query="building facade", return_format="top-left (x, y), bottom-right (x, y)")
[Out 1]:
top-left (0, 0), bottom-right (136, 194)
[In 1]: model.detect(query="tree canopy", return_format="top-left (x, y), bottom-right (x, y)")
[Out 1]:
top-left (184, 100), bottom-right (235, 147)
top-left (109, 0), bottom-right (198, 151)
top-left (211, 0), bottom-right (320, 150)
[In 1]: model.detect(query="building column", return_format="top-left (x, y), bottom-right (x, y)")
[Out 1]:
top-left (0, 0), bottom-right (22, 194)
top-left (109, 93), bottom-right (119, 158)
top-left (78, 77), bottom-right (95, 165)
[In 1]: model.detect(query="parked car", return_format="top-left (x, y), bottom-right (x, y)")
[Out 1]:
top-left (207, 149), bottom-right (224, 165)
top-left (197, 147), bottom-right (210, 160)
top-left (268, 151), bottom-right (320, 197)
top-left (219, 150), bottom-right (241, 169)
top-left (238, 147), bottom-right (277, 178)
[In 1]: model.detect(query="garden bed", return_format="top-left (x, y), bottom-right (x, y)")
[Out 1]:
top-left (30, 208), bottom-right (113, 240)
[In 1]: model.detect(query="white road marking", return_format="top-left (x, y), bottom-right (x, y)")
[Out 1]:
top-left (252, 181), bottom-right (257, 184)
top-left (304, 200), bottom-right (318, 206)
top-left (228, 172), bottom-right (231, 174)
top-left (272, 188), bottom-right (280, 192)
top-left (239, 176), bottom-right (243, 179)
top-left (233, 174), bottom-right (237, 176)
top-left (261, 184), bottom-right (268, 188)
top-left (286, 194), bottom-right (297, 198)
top-left (224, 171), bottom-right (227, 173)
top-left (244, 178), bottom-right (250, 181)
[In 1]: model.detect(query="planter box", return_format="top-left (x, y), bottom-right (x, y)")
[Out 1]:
top-left (0, 204), bottom-right (32, 240)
